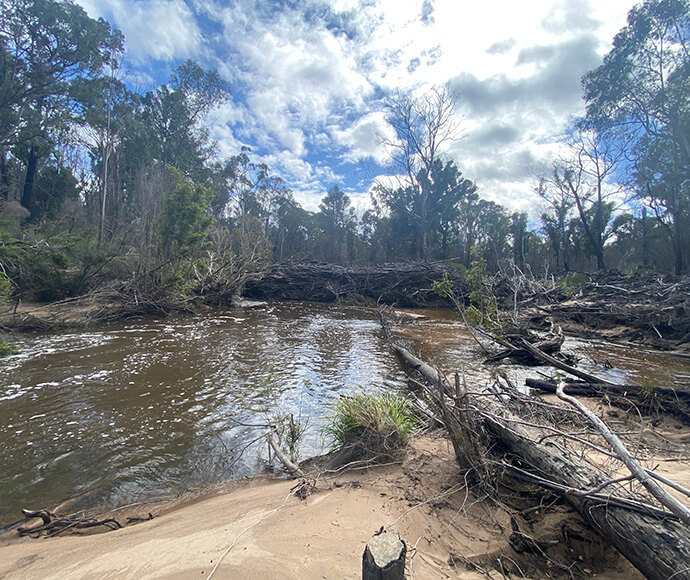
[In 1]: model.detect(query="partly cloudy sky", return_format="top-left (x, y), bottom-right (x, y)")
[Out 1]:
top-left (76, 0), bottom-right (638, 215)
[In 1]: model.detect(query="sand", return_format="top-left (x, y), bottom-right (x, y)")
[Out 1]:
top-left (0, 435), bottom-right (642, 580)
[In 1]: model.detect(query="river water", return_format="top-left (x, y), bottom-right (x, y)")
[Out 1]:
top-left (1, 302), bottom-right (689, 529)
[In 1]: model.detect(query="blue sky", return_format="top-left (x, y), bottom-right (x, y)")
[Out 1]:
top-left (76, 0), bottom-right (638, 216)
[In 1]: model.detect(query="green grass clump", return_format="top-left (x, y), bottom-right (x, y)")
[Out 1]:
top-left (0, 338), bottom-right (18, 356)
top-left (324, 393), bottom-right (418, 464)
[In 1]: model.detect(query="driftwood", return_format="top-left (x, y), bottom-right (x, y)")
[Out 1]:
top-left (517, 337), bottom-right (616, 385)
top-left (18, 509), bottom-right (122, 538)
top-left (362, 528), bottom-right (406, 580)
top-left (556, 381), bottom-right (690, 525)
top-left (243, 261), bottom-right (469, 307)
top-left (485, 326), bottom-right (566, 365)
top-left (391, 343), bottom-right (690, 580)
top-left (526, 378), bottom-right (690, 424)
top-left (266, 429), bottom-right (305, 477)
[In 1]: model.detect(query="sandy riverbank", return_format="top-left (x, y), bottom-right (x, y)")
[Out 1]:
top-left (0, 435), bottom-right (640, 580)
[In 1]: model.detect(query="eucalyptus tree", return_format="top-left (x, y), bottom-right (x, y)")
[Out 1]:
top-left (141, 60), bottom-right (230, 179)
top-left (319, 185), bottom-right (355, 264)
top-left (375, 85), bottom-right (460, 259)
top-left (582, 0), bottom-right (689, 273)
top-left (74, 71), bottom-right (138, 244)
top-left (536, 170), bottom-right (574, 272)
top-left (510, 212), bottom-right (529, 271)
top-left (426, 159), bottom-right (477, 259)
top-left (0, 0), bottom-right (123, 214)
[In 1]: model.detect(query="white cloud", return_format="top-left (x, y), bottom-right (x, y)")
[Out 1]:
top-left (329, 112), bottom-right (396, 164)
top-left (76, 0), bottom-right (202, 64)
top-left (80, 0), bottom-right (641, 218)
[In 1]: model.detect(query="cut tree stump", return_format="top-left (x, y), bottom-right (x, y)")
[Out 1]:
top-left (362, 528), bottom-right (406, 580)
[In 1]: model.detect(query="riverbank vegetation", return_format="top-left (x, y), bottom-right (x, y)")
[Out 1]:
top-left (324, 393), bottom-right (418, 465)
top-left (1, 0), bottom-right (689, 323)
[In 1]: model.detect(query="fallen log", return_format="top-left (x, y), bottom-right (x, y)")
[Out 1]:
top-left (485, 326), bottom-right (566, 366)
top-left (392, 344), bottom-right (690, 580)
top-left (518, 338), bottom-right (616, 385)
top-left (556, 380), bottom-right (690, 525)
top-left (526, 378), bottom-right (690, 424)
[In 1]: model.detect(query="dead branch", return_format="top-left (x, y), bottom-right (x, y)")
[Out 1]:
top-left (518, 338), bottom-right (616, 385)
top-left (555, 380), bottom-right (690, 526)
top-left (526, 378), bottom-right (690, 424)
top-left (266, 429), bottom-right (305, 477)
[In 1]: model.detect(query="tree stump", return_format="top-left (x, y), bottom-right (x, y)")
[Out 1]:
top-left (362, 528), bottom-right (406, 580)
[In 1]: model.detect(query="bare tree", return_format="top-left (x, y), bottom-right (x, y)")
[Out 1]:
top-left (375, 85), bottom-right (460, 260)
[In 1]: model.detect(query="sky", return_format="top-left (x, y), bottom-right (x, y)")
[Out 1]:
top-left (75, 0), bottom-right (640, 217)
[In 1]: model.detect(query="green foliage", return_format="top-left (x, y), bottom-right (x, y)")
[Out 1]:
top-left (159, 167), bottom-right (213, 260)
top-left (0, 224), bottom-right (122, 301)
top-left (431, 270), bottom-right (455, 298)
top-left (466, 256), bottom-right (500, 328)
top-left (0, 272), bottom-right (12, 303)
top-left (0, 338), bottom-right (18, 356)
top-left (324, 393), bottom-right (418, 464)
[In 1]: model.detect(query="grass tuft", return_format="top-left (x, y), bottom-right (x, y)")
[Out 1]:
top-left (324, 393), bottom-right (418, 465)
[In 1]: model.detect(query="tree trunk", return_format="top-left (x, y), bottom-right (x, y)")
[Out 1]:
top-left (572, 191), bottom-right (606, 271)
top-left (526, 378), bottom-right (690, 424)
top-left (21, 145), bottom-right (39, 214)
top-left (0, 148), bottom-right (9, 201)
top-left (561, 225), bottom-right (569, 272)
top-left (392, 344), bottom-right (690, 580)
top-left (641, 206), bottom-right (649, 268)
top-left (362, 529), bottom-right (406, 580)
top-left (485, 412), bottom-right (690, 580)
top-left (98, 142), bottom-right (110, 247)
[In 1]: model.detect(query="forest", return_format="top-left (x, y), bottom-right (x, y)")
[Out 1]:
top-left (0, 0), bottom-right (688, 313)
top-left (2, 3), bottom-right (690, 578)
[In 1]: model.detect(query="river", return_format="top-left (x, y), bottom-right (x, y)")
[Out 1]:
top-left (1, 302), bottom-right (688, 529)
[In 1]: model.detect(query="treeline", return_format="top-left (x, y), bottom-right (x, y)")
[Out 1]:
top-left (0, 0), bottom-right (688, 308)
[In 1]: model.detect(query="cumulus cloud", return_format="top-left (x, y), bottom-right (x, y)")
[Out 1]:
top-left (329, 112), bottom-right (396, 164)
top-left (77, 0), bottom-right (202, 64)
top-left (78, 0), bottom-right (640, 216)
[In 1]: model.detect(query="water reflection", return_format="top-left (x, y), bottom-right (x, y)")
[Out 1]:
top-left (1, 303), bottom-right (688, 528)
top-left (0, 303), bottom-right (407, 527)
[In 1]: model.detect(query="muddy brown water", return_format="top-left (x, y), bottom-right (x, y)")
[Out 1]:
top-left (1, 302), bottom-right (689, 529)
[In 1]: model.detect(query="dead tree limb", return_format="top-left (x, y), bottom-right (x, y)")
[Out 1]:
top-left (526, 378), bottom-right (690, 424)
top-left (518, 338), bottom-right (616, 385)
top-left (266, 429), bottom-right (305, 477)
top-left (555, 380), bottom-right (690, 526)
top-left (391, 343), bottom-right (690, 580)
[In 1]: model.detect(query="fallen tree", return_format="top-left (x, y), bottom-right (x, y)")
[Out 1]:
top-left (388, 335), bottom-right (690, 579)
top-left (526, 378), bottom-right (690, 424)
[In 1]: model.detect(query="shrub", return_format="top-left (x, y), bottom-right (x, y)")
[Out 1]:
top-left (324, 393), bottom-right (418, 464)
top-left (0, 338), bottom-right (18, 356)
